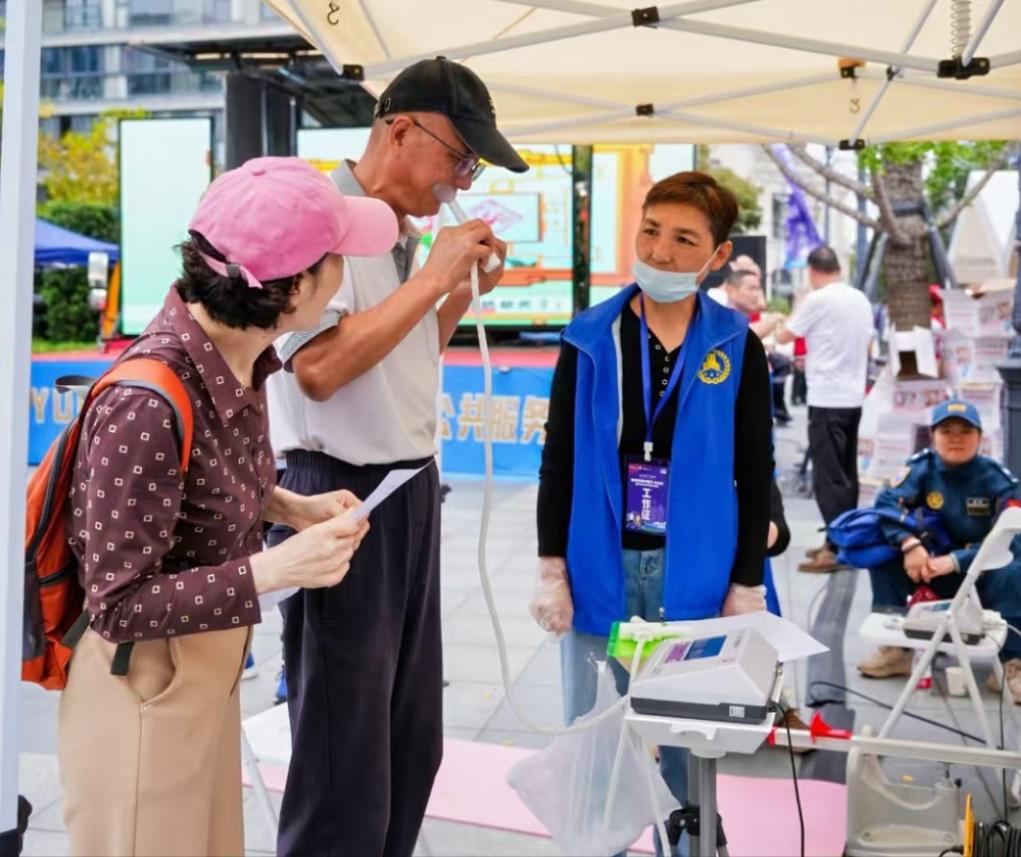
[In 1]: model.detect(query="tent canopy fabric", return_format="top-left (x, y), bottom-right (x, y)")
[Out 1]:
top-left (35, 218), bottom-right (119, 267)
top-left (265, 0), bottom-right (1021, 145)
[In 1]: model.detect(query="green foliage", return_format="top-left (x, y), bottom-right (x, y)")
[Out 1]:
top-left (38, 201), bottom-right (118, 243)
top-left (32, 338), bottom-right (101, 354)
top-left (37, 267), bottom-right (98, 344)
top-left (697, 145), bottom-right (764, 233)
top-left (707, 165), bottom-right (763, 233)
top-left (37, 108), bottom-right (147, 207)
top-left (859, 140), bottom-right (1008, 219)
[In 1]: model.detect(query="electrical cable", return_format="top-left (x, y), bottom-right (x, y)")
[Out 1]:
top-left (1000, 663), bottom-right (1009, 825)
top-left (1000, 621), bottom-right (1021, 822)
top-left (552, 144), bottom-right (574, 178)
top-left (774, 701), bottom-right (806, 857)
top-left (807, 679), bottom-right (987, 743)
top-left (932, 665), bottom-right (1003, 814)
top-left (804, 582), bottom-right (827, 635)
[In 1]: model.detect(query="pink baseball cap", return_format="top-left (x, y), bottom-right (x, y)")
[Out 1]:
top-left (188, 156), bottom-right (398, 288)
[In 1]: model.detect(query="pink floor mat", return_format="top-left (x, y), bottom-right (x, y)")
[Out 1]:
top-left (247, 737), bottom-right (846, 855)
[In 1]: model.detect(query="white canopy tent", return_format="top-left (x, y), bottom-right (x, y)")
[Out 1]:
top-left (264, 0), bottom-right (1021, 146)
top-left (0, 0), bottom-right (42, 843)
top-left (2, 0), bottom-right (1020, 841)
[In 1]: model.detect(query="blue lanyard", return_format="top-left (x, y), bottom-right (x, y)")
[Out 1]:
top-left (638, 294), bottom-right (688, 461)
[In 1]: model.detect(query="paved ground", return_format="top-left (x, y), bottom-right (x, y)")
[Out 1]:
top-left (16, 403), bottom-right (1021, 855)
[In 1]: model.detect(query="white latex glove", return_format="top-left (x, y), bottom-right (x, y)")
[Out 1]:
top-left (529, 557), bottom-right (574, 634)
top-left (721, 583), bottom-right (767, 617)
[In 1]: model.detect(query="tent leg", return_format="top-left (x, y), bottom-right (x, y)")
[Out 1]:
top-left (997, 145), bottom-right (1021, 478)
top-left (0, 0), bottom-right (43, 845)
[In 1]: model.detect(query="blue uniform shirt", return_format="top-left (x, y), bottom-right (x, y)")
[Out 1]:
top-left (875, 449), bottom-right (1021, 573)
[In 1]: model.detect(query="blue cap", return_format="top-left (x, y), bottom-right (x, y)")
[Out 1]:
top-left (931, 399), bottom-right (982, 430)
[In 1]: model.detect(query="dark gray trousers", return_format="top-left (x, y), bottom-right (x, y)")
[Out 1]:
top-left (269, 450), bottom-right (442, 857)
top-left (808, 405), bottom-right (862, 526)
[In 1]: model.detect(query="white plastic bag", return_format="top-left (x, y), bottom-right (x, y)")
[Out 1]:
top-left (507, 663), bottom-right (679, 856)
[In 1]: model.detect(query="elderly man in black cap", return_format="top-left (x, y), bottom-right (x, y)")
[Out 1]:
top-left (266, 58), bottom-right (528, 857)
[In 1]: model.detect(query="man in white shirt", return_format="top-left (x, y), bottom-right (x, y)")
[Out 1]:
top-left (707, 253), bottom-right (761, 307)
top-left (776, 245), bottom-right (874, 572)
top-left (266, 57), bottom-right (528, 857)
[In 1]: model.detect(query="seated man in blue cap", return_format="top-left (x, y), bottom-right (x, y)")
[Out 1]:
top-left (857, 399), bottom-right (1021, 703)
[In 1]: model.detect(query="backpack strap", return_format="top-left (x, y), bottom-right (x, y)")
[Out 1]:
top-left (90, 359), bottom-right (195, 473)
top-left (60, 610), bottom-right (91, 651)
top-left (71, 359), bottom-right (195, 677)
top-left (111, 642), bottom-right (135, 677)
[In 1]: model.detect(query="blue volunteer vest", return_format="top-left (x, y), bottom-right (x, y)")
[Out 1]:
top-left (563, 285), bottom-right (752, 636)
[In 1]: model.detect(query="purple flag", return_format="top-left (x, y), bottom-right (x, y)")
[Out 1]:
top-left (771, 145), bottom-right (822, 270)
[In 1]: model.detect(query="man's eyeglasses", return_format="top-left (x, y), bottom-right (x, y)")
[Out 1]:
top-left (386, 116), bottom-right (486, 182)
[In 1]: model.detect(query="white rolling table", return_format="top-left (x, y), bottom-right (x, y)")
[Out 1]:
top-left (608, 672), bottom-right (784, 857)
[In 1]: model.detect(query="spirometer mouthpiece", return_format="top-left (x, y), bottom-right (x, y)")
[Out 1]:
top-left (433, 184), bottom-right (501, 273)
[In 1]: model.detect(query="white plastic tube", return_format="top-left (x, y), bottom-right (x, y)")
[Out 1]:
top-left (463, 255), bottom-right (626, 735)
top-left (442, 190), bottom-right (627, 736)
top-left (434, 185), bottom-right (501, 274)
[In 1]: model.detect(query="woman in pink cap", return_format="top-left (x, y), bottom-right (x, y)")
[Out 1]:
top-left (57, 157), bottom-right (399, 856)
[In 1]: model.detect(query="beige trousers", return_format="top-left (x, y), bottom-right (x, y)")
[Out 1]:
top-left (58, 625), bottom-right (251, 856)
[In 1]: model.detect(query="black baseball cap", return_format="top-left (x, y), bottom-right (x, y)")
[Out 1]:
top-left (374, 57), bottom-right (529, 174)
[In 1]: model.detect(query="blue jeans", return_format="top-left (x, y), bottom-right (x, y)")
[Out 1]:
top-left (561, 549), bottom-right (688, 857)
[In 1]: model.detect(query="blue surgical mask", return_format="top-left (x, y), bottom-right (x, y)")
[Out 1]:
top-left (633, 251), bottom-right (718, 304)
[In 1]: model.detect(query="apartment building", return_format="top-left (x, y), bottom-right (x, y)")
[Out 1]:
top-left (0, 0), bottom-right (294, 150)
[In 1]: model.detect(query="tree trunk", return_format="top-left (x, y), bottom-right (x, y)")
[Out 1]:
top-left (882, 160), bottom-right (932, 333)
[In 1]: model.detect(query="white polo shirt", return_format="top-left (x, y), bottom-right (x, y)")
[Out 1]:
top-left (785, 280), bottom-right (873, 409)
top-left (707, 286), bottom-right (730, 307)
top-left (266, 162), bottom-right (440, 466)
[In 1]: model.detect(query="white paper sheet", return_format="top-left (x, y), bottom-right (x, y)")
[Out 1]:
top-left (646, 612), bottom-right (828, 663)
top-left (258, 463), bottom-right (430, 610)
top-left (345, 463), bottom-right (429, 523)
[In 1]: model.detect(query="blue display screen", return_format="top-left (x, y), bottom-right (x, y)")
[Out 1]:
top-left (684, 635), bottom-right (726, 661)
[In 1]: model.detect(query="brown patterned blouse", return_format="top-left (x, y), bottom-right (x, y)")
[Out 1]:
top-left (67, 287), bottom-right (280, 642)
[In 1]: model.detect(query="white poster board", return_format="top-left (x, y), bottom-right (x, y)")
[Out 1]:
top-left (120, 118), bottom-right (213, 335)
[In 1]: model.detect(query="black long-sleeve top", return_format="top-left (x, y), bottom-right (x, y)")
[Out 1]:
top-left (768, 479), bottom-right (791, 557)
top-left (537, 306), bottom-right (774, 587)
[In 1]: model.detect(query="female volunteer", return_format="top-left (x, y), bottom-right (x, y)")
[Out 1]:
top-left (58, 157), bottom-right (398, 856)
top-left (531, 171), bottom-right (774, 835)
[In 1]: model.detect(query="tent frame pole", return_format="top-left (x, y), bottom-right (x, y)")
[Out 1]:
top-left (870, 105), bottom-right (1021, 143)
top-left (502, 74), bottom-right (833, 139)
top-left (657, 18), bottom-right (940, 73)
top-left (659, 108), bottom-right (837, 145)
top-left (0, 0), bottom-right (42, 845)
top-left (963, 0), bottom-right (1005, 66)
top-left (488, 81), bottom-right (622, 111)
top-left (859, 69), bottom-right (1021, 103)
top-left (360, 1), bottom-right (940, 79)
top-left (356, 0), bottom-right (392, 59)
top-left (989, 48), bottom-right (1021, 69)
top-left (504, 109), bottom-right (635, 138)
top-left (363, 0), bottom-right (762, 77)
top-left (496, 0), bottom-right (754, 16)
top-left (847, 0), bottom-right (940, 145)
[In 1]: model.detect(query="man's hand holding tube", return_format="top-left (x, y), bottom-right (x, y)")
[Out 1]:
top-left (721, 583), bottom-right (767, 617)
top-left (529, 557), bottom-right (574, 634)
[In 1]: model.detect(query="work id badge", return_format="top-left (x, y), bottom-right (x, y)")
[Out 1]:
top-left (624, 458), bottom-right (669, 535)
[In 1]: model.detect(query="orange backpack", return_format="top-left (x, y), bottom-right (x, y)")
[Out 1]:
top-left (22, 359), bottom-right (193, 690)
